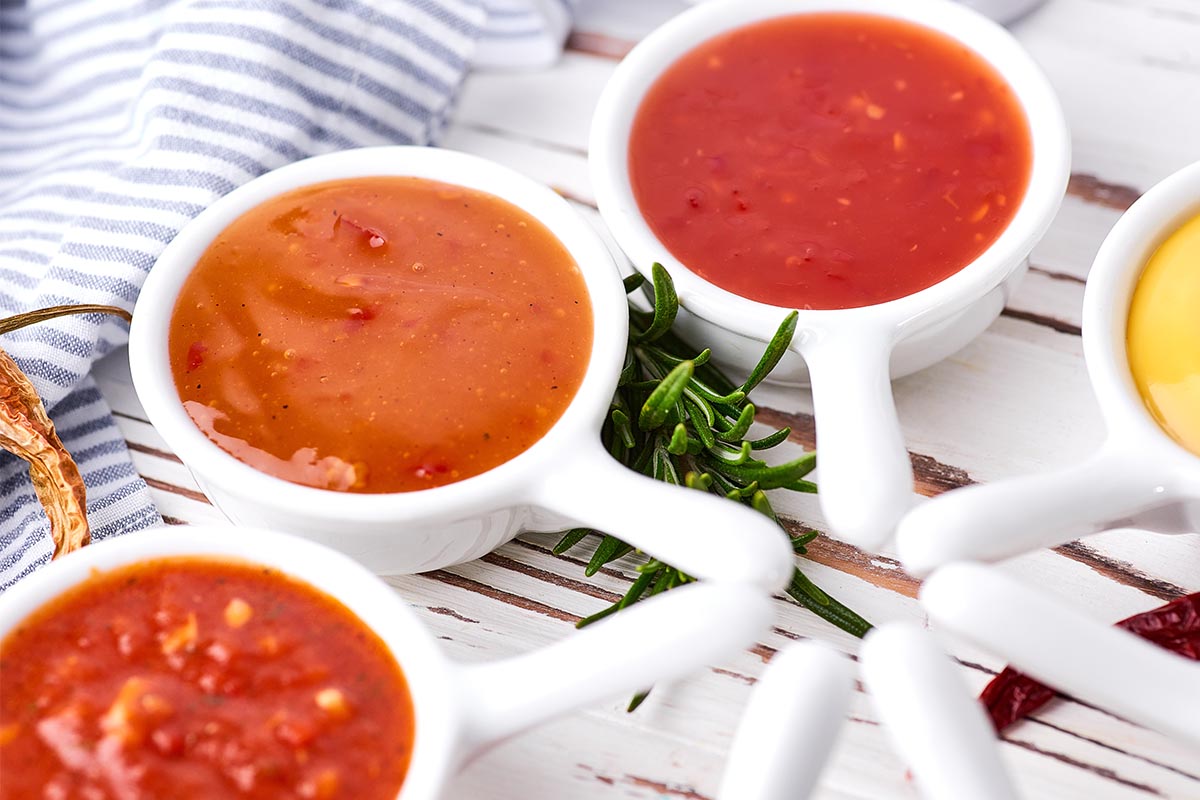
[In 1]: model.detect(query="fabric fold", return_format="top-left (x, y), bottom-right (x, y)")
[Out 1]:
top-left (1, 0), bottom-right (573, 589)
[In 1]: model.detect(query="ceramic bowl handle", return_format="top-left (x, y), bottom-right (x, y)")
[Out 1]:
top-left (529, 439), bottom-right (796, 593)
top-left (896, 444), bottom-right (1167, 577)
top-left (800, 332), bottom-right (914, 551)
top-left (717, 642), bottom-right (854, 800)
top-left (861, 623), bottom-right (1018, 800)
top-left (453, 580), bottom-right (773, 757)
top-left (923, 562), bottom-right (1200, 746)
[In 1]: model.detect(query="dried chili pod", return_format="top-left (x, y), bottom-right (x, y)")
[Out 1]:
top-left (981, 592), bottom-right (1200, 732)
top-left (979, 665), bottom-right (1057, 733)
top-left (0, 347), bottom-right (89, 557)
top-left (0, 304), bottom-right (131, 558)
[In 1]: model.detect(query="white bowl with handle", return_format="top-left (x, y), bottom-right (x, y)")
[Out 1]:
top-left (898, 160), bottom-right (1200, 575)
top-left (589, 0), bottom-right (1070, 551)
top-left (0, 525), bottom-right (778, 800)
top-left (130, 146), bottom-right (793, 590)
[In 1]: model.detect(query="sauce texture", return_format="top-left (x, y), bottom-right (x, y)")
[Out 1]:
top-left (0, 558), bottom-right (415, 800)
top-left (628, 13), bottom-right (1032, 309)
top-left (1127, 213), bottom-right (1200, 456)
top-left (170, 177), bottom-right (593, 493)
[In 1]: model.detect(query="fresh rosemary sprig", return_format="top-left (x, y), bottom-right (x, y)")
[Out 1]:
top-left (554, 264), bottom-right (871, 709)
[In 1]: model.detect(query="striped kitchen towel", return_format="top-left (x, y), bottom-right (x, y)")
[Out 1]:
top-left (0, 0), bottom-right (579, 589)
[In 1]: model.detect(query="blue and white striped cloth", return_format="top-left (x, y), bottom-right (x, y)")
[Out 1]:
top-left (0, 0), bottom-right (578, 589)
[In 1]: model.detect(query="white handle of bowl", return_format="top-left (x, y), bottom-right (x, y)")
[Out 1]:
top-left (452, 580), bottom-right (773, 757)
top-left (529, 439), bottom-right (796, 593)
top-left (717, 641), bottom-right (854, 800)
top-left (896, 443), bottom-right (1169, 577)
top-left (799, 331), bottom-right (914, 551)
top-left (860, 623), bottom-right (1018, 800)
top-left (923, 562), bottom-right (1200, 746)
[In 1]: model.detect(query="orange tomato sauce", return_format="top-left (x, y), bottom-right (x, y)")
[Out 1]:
top-left (629, 13), bottom-right (1032, 309)
top-left (0, 558), bottom-right (415, 800)
top-left (169, 177), bottom-right (593, 493)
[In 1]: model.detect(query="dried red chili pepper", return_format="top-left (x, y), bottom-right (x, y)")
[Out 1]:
top-left (981, 592), bottom-right (1200, 732)
top-left (0, 304), bottom-right (132, 558)
top-left (0, 348), bottom-right (90, 557)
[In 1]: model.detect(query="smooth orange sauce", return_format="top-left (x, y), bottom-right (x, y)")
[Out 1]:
top-left (0, 558), bottom-right (415, 800)
top-left (169, 177), bottom-right (593, 493)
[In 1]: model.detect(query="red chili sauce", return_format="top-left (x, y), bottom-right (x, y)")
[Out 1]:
top-left (628, 13), bottom-right (1033, 309)
top-left (0, 558), bottom-right (415, 800)
top-left (169, 177), bottom-right (593, 493)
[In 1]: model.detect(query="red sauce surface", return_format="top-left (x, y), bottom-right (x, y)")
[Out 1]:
top-left (169, 177), bottom-right (593, 493)
top-left (0, 558), bottom-right (415, 800)
top-left (628, 13), bottom-right (1032, 309)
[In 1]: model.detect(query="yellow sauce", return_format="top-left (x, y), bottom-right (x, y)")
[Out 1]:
top-left (1127, 212), bottom-right (1200, 455)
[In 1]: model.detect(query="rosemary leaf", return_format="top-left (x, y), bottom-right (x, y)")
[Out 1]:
top-left (682, 397), bottom-right (717, 449)
top-left (611, 408), bottom-right (637, 449)
top-left (619, 569), bottom-right (659, 610)
top-left (627, 690), bottom-right (650, 713)
top-left (641, 343), bottom-right (712, 369)
top-left (618, 345), bottom-right (640, 387)
top-left (553, 528), bottom-right (591, 555)
top-left (650, 440), bottom-right (682, 485)
top-left (749, 490), bottom-right (776, 520)
top-left (703, 440), bottom-right (755, 467)
top-left (638, 360), bottom-right (693, 430)
top-left (788, 570), bottom-right (873, 638)
top-left (791, 530), bottom-right (821, 553)
top-left (585, 535), bottom-right (634, 577)
top-left (740, 310), bottom-right (798, 395)
top-left (701, 451), bottom-right (816, 489)
top-left (713, 402), bottom-right (756, 442)
top-left (667, 423), bottom-right (690, 455)
top-left (748, 427), bottom-right (792, 450)
top-left (577, 602), bottom-right (621, 629)
top-left (632, 262), bottom-right (679, 343)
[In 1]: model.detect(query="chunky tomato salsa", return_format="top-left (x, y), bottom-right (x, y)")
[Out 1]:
top-left (170, 176), bottom-right (593, 493)
top-left (0, 557), bottom-right (415, 800)
top-left (629, 13), bottom-right (1032, 309)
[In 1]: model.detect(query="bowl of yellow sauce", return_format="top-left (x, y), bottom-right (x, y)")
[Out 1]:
top-left (895, 159), bottom-right (1200, 575)
top-left (1127, 212), bottom-right (1200, 456)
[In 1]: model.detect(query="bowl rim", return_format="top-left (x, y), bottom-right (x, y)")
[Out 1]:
top-left (0, 524), bottom-right (460, 800)
top-left (588, 0), bottom-right (1072, 347)
top-left (1082, 158), bottom-right (1200, 476)
top-left (129, 146), bottom-right (628, 524)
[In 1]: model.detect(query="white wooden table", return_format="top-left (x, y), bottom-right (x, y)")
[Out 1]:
top-left (93, 0), bottom-right (1200, 796)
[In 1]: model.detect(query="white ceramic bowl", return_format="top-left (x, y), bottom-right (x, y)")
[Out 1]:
top-left (898, 160), bottom-right (1200, 575)
top-left (589, 0), bottom-right (1070, 551)
top-left (130, 146), bottom-right (793, 590)
top-left (0, 525), bottom-right (776, 800)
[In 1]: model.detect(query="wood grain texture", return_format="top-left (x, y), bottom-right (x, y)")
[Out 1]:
top-left (86, 0), bottom-right (1200, 796)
